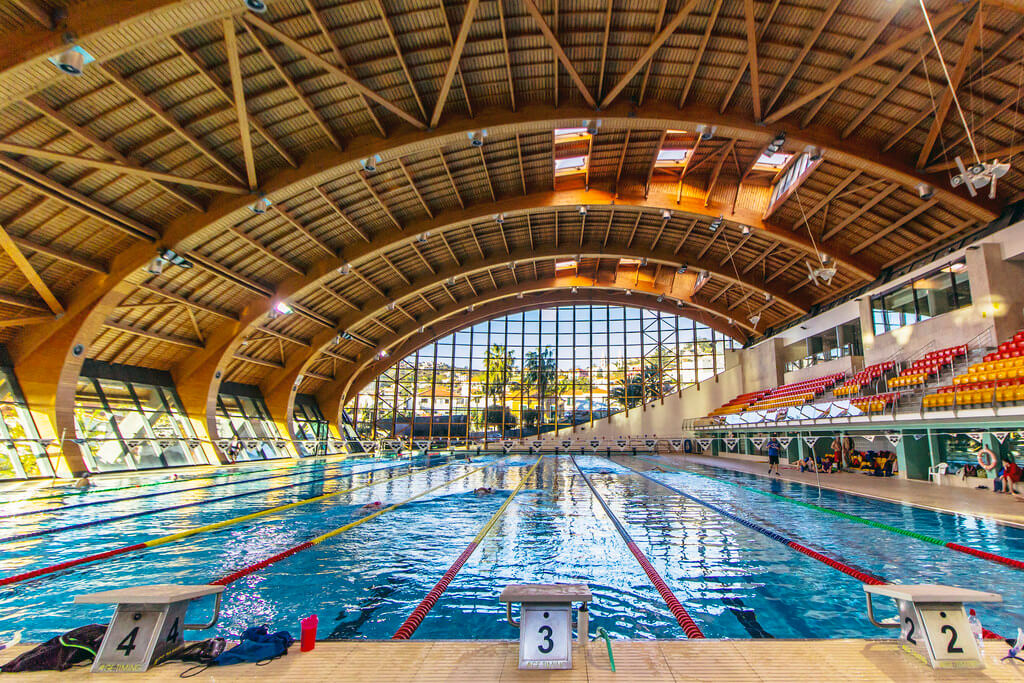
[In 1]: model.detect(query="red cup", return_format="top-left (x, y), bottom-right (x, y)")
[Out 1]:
top-left (300, 614), bottom-right (318, 652)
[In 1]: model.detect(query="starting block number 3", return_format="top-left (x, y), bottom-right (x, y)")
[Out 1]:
top-left (519, 605), bottom-right (572, 670)
top-left (900, 602), bottom-right (982, 668)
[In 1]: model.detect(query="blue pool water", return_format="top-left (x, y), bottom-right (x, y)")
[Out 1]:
top-left (0, 453), bottom-right (1021, 643)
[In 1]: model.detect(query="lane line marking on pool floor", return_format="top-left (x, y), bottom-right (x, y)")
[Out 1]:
top-left (213, 455), bottom-right (514, 586)
top-left (391, 455), bottom-right (545, 639)
top-left (620, 461), bottom-right (1010, 640)
top-left (571, 455), bottom-right (705, 639)
top-left (0, 455), bottom-right (471, 588)
top-left (639, 456), bottom-right (1024, 571)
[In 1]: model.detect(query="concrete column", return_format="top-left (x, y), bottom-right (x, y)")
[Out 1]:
top-left (175, 366), bottom-right (231, 466)
top-left (967, 243), bottom-right (1024, 345)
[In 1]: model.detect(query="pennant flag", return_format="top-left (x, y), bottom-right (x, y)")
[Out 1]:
top-left (188, 440), bottom-right (200, 449)
top-left (993, 431), bottom-right (1010, 443)
top-left (802, 436), bottom-right (818, 447)
top-left (669, 438), bottom-right (682, 451)
top-left (360, 440), bottom-right (376, 451)
top-left (503, 440), bottom-right (514, 449)
top-left (334, 441), bottom-right (345, 449)
top-left (723, 437), bottom-right (738, 449)
top-left (886, 433), bottom-right (902, 447)
top-left (561, 439), bottom-right (572, 448)
top-left (696, 438), bottom-right (712, 450)
top-left (215, 440), bottom-right (228, 450)
top-left (778, 436), bottom-right (792, 448)
top-left (590, 439), bottom-right (601, 449)
top-left (967, 432), bottom-right (983, 443)
top-left (912, 434), bottom-right (926, 440)
top-left (750, 437), bottom-right (766, 449)
top-left (415, 440), bottom-right (429, 449)
top-left (532, 440), bottom-right (543, 449)
top-left (616, 438), bottom-right (627, 448)
top-left (860, 435), bottom-right (876, 443)
top-left (645, 439), bottom-right (656, 448)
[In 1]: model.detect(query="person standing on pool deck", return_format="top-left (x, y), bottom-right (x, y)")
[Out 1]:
top-left (766, 435), bottom-right (782, 477)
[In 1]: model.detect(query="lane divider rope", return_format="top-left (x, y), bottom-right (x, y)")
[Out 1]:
top-left (571, 455), bottom-right (704, 639)
top-left (640, 456), bottom-right (1024, 571)
top-left (626, 462), bottom-right (1009, 640)
top-left (0, 459), bottom-right (372, 520)
top-left (1, 455), bottom-right (355, 504)
top-left (0, 456), bottom-right (435, 545)
top-left (212, 456), bottom-right (512, 586)
top-left (391, 455), bottom-right (545, 639)
top-left (0, 456), bottom-right (460, 588)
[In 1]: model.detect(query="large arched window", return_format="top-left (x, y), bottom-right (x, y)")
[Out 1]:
top-left (347, 305), bottom-right (736, 443)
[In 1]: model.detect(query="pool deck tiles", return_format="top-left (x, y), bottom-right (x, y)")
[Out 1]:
top-left (656, 454), bottom-right (1024, 528)
top-left (3, 640), bottom-right (1023, 681)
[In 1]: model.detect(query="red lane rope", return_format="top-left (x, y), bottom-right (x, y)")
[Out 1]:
top-left (213, 541), bottom-right (315, 586)
top-left (945, 542), bottom-right (1024, 570)
top-left (624, 540), bottom-right (705, 639)
top-left (785, 541), bottom-right (885, 585)
top-left (570, 456), bottom-right (704, 638)
top-left (0, 543), bottom-right (148, 587)
top-left (392, 542), bottom-right (478, 640)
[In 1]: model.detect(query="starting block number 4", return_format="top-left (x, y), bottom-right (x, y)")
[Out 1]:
top-left (94, 602), bottom-right (187, 673)
top-left (519, 605), bottom-right (572, 670)
top-left (900, 601), bottom-right (981, 669)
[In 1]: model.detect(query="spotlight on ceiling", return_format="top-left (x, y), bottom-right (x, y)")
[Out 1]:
top-left (709, 216), bottom-right (723, 231)
top-left (741, 224), bottom-right (750, 235)
top-left (805, 145), bottom-right (823, 161)
top-left (584, 119), bottom-right (602, 136)
top-left (250, 194), bottom-right (271, 214)
top-left (676, 300), bottom-right (683, 308)
top-left (765, 292), bottom-right (773, 302)
top-left (578, 205), bottom-right (588, 216)
top-left (386, 302), bottom-right (396, 311)
top-left (52, 44), bottom-right (88, 76)
top-left (446, 277), bottom-right (455, 286)
top-left (244, 0), bottom-right (268, 12)
top-left (418, 326), bottom-right (425, 334)
top-left (274, 301), bottom-right (293, 315)
top-left (766, 131), bottom-right (787, 154)
top-left (656, 294), bottom-right (664, 303)
top-left (332, 334), bottom-right (342, 346)
top-left (417, 232), bottom-right (430, 243)
top-left (516, 292), bottom-right (524, 299)
top-left (571, 287), bottom-right (578, 294)
top-left (916, 182), bottom-right (935, 200)
top-left (661, 209), bottom-right (672, 221)
top-left (338, 262), bottom-right (351, 275)
top-left (467, 304), bottom-right (475, 312)
top-left (378, 350), bottom-right (388, 359)
top-left (494, 213), bottom-right (505, 224)
top-left (728, 318), bottom-right (735, 326)
top-left (696, 124), bottom-right (717, 141)
top-left (468, 129), bottom-right (488, 147)
top-left (507, 261), bottom-right (516, 270)
top-left (677, 264), bottom-right (687, 274)
top-left (640, 257), bottom-right (648, 266)
top-left (624, 289), bottom-right (632, 296)
top-left (146, 256), bottom-right (166, 276)
top-left (360, 155), bottom-right (381, 173)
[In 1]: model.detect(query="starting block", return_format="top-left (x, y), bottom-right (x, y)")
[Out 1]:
top-left (74, 584), bottom-right (224, 673)
top-left (500, 583), bottom-right (592, 670)
top-left (863, 584), bottom-right (1001, 669)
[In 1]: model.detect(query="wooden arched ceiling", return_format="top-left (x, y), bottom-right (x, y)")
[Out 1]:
top-left (0, 0), bottom-right (1022, 399)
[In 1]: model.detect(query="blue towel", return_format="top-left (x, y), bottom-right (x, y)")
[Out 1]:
top-left (212, 625), bottom-right (295, 666)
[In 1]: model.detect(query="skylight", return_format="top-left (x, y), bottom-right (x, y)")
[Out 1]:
top-left (555, 155), bottom-right (588, 174)
top-left (554, 127), bottom-right (589, 142)
top-left (655, 148), bottom-right (692, 167)
top-left (752, 151), bottom-right (792, 172)
top-left (555, 259), bottom-right (578, 271)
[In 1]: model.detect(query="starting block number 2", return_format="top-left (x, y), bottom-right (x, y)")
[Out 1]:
top-left (900, 602), bottom-right (982, 668)
top-left (519, 605), bottom-right (572, 670)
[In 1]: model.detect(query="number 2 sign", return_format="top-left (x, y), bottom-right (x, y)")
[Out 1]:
top-left (518, 604), bottom-right (572, 670)
top-left (899, 600), bottom-right (984, 669)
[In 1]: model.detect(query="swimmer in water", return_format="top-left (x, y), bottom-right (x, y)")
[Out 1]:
top-left (474, 487), bottom-right (494, 495)
top-left (357, 501), bottom-right (384, 514)
top-left (72, 473), bottom-right (92, 489)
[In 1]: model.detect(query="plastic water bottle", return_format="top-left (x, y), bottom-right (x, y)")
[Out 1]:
top-left (968, 608), bottom-right (984, 654)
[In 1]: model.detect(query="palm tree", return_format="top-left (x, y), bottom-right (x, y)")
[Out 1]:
top-left (484, 345), bottom-right (515, 398)
top-left (524, 348), bottom-right (557, 420)
top-left (611, 361), bottom-right (666, 409)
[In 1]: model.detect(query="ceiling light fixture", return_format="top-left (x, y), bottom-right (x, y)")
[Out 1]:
top-left (709, 216), bottom-right (723, 231)
top-left (677, 264), bottom-right (688, 274)
top-left (250, 194), bottom-right (271, 214)
top-left (244, 0), bottom-right (268, 12)
top-left (360, 155), bottom-right (381, 173)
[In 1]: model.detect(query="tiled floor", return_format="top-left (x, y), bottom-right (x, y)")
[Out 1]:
top-left (3, 640), bottom-right (1021, 681)
top-left (658, 454), bottom-right (1024, 528)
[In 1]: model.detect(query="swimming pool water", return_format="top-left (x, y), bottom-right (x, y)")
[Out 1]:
top-left (0, 453), bottom-right (1020, 643)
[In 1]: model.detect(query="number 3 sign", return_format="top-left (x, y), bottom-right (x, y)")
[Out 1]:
top-left (519, 605), bottom-right (572, 670)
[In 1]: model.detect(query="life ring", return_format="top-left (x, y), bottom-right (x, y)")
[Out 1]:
top-left (977, 448), bottom-right (998, 471)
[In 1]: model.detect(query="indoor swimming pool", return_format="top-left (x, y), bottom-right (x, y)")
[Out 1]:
top-left (0, 454), bottom-right (1020, 643)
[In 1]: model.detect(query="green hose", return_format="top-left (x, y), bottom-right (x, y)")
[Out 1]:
top-left (592, 627), bottom-right (615, 672)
